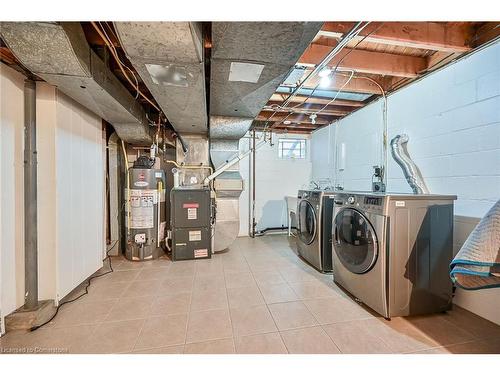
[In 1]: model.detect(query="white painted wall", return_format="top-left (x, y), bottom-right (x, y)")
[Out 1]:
top-left (36, 83), bottom-right (58, 302)
top-left (311, 124), bottom-right (337, 188)
top-left (239, 132), bottom-right (312, 236)
top-left (52, 88), bottom-right (105, 300)
top-left (37, 83), bottom-right (105, 300)
top-left (311, 41), bottom-right (500, 324)
top-left (0, 64), bottom-right (105, 330)
top-left (0, 64), bottom-right (25, 332)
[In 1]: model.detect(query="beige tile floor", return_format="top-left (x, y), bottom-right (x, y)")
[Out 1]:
top-left (1, 235), bottom-right (500, 354)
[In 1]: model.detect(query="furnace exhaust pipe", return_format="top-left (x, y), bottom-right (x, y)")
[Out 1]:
top-left (390, 134), bottom-right (429, 194)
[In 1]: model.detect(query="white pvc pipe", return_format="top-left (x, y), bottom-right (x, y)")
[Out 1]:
top-left (204, 140), bottom-right (266, 185)
top-left (173, 168), bottom-right (180, 188)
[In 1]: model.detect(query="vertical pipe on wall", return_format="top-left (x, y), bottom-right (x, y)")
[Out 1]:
top-left (247, 137), bottom-right (252, 237)
top-left (23, 79), bottom-right (38, 310)
top-left (251, 129), bottom-right (256, 238)
top-left (381, 97), bottom-right (388, 189)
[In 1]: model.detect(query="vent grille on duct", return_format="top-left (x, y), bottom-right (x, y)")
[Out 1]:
top-left (114, 22), bottom-right (208, 135)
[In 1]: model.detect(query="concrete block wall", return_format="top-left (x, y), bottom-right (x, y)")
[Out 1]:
top-left (310, 125), bottom-right (334, 185)
top-left (311, 40), bottom-right (500, 324)
top-left (239, 132), bottom-right (313, 236)
top-left (332, 100), bottom-right (385, 191)
top-left (387, 41), bottom-right (500, 219)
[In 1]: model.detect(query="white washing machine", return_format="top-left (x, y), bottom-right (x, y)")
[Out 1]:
top-left (332, 192), bottom-right (456, 318)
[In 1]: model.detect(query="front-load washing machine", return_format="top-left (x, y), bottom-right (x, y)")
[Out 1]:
top-left (296, 190), bottom-right (336, 272)
top-left (331, 192), bottom-right (456, 318)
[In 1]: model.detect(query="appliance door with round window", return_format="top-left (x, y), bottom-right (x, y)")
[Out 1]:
top-left (298, 200), bottom-right (317, 245)
top-left (333, 208), bottom-right (378, 274)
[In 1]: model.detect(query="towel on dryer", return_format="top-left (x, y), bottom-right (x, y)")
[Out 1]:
top-left (450, 199), bottom-right (500, 290)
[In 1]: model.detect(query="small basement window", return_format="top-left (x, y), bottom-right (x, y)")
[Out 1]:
top-left (278, 138), bottom-right (306, 159)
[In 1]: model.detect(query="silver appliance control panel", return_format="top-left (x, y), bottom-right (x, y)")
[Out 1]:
top-left (334, 193), bottom-right (386, 215)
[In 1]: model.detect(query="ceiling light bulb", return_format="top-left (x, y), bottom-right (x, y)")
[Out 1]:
top-left (319, 76), bottom-right (331, 88)
top-left (283, 120), bottom-right (291, 125)
top-left (309, 114), bottom-right (317, 125)
top-left (318, 68), bottom-right (331, 78)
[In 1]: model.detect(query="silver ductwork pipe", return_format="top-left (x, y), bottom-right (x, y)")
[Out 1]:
top-left (114, 22), bottom-right (208, 134)
top-left (174, 135), bottom-right (212, 188)
top-left (208, 22), bottom-right (323, 251)
top-left (0, 22), bottom-right (152, 144)
top-left (209, 116), bottom-right (253, 252)
top-left (204, 138), bottom-right (266, 185)
top-left (390, 134), bottom-right (429, 194)
top-left (210, 22), bottom-right (323, 118)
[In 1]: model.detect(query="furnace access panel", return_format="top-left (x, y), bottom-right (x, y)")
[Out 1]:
top-left (170, 188), bottom-right (212, 261)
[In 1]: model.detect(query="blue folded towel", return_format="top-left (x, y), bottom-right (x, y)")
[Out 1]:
top-left (450, 199), bottom-right (500, 290)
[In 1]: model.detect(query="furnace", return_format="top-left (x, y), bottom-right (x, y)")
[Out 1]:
top-left (170, 187), bottom-right (213, 260)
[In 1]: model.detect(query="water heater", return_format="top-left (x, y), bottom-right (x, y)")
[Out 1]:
top-left (125, 167), bottom-right (166, 261)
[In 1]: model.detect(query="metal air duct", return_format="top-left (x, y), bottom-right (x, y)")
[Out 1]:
top-left (209, 116), bottom-right (252, 252)
top-left (209, 22), bottom-right (323, 250)
top-left (210, 22), bottom-right (323, 118)
top-left (0, 22), bottom-right (152, 144)
top-left (114, 22), bottom-right (207, 134)
top-left (390, 134), bottom-right (429, 194)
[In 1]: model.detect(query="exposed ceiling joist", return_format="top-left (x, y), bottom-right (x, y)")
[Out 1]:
top-left (471, 22), bottom-right (500, 47)
top-left (300, 43), bottom-right (428, 78)
top-left (256, 111), bottom-right (335, 125)
top-left (426, 51), bottom-right (461, 71)
top-left (262, 104), bottom-right (350, 117)
top-left (320, 22), bottom-right (473, 52)
top-left (268, 129), bottom-right (314, 134)
top-left (273, 124), bottom-right (321, 131)
top-left (304, 74), bottom-right (390, 95)
top-left (265, 100), bottom-right (354, 114)
top-left (268, 94), bottom-right (364, 107)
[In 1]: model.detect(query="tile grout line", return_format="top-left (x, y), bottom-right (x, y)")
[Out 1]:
top-left (241, 241), bottom-right (292, 353)
top-left (261, 238), bottom-right (342, 353)
top-left (127, 258), bottom-right (176, 353)
top-left (278, 237), bottom-right (344, 353)
top-left (403, 337), bottom-right (483, 354)
top-left (253, 268), bottom-right (290, 353)
top-left (220, 255), bottom-right (237, 353)
top-left (128, 295), bottom-right (154, 353)
top-left (182, 263), bottom-right (197, 353)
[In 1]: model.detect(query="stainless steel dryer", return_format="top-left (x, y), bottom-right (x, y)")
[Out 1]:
top-left (332, 192), bottom-right (456, 318)
top-left (296, 190), bottom-right (336, 272)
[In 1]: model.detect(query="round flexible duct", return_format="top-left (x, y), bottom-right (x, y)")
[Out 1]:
top-left (390, 134), bottom-right (429, 194)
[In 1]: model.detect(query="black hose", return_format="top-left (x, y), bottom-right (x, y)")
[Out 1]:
top-left (255, 226), bottom-right (297, 236)
top-left (30, 241), bottom-right (118, 331)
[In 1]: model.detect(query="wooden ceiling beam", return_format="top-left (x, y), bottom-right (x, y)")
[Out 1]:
top-left (300, 43), bottom-right (428, 78)
top-left (81, 22), bottom-right (120, 47)
top-left (268, 129), bottom-right (313, 134)
top-left (320, 22), bottom-right (473, 52)
top-left (471, 22), bottom-right (500, 48)
top-left (0, 47), bottom-right (18, 65)
top-left (303, 73), bottom-right (391, 95)
top-left (273, 125), bottom-right (321, 132)
top-left (268, 94), bottom-right (364, 107)
top-left (265, 101), bottom-right (354, 115)
top-left (426, 51), bottom-right (461, 72)
top-left (256, 111), bottom-right (337, 125)
top-left (262, 104), bottom-right (351, 117)
top-left (273, 124), bottom-right (319, 129)
top-left (260, 109), bottom-right (344, 119)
